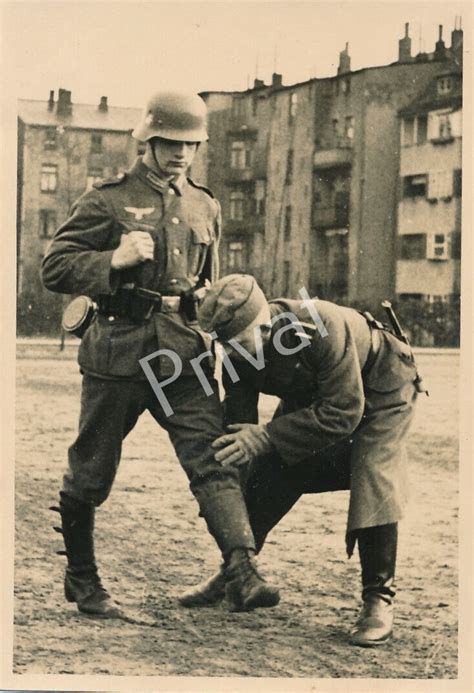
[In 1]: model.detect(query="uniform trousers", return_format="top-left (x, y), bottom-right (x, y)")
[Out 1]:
top-left (63, 372), bottom-right (244, 514)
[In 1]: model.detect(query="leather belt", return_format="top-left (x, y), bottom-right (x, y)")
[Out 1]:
top-left (97, 288), bottom-right (182, 321)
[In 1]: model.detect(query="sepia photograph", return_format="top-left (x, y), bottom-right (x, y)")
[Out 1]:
top-left (0, 1), bottom-right (472, 691)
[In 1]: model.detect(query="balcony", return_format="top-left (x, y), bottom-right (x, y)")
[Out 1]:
top-left (313, 148), bottom-right (352, 170)
top-left (225, 217), bottom-right (265, 235)
top-left (313, 137), bottom-right (353, 170)
top-left (313, 205), bottom-right (350, 229)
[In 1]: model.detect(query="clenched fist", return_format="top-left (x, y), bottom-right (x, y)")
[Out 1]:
top-left (111, 231), bottom-right (154, 270)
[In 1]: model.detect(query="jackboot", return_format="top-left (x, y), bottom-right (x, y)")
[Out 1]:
top-left (224, 548), bottom-right (280, 612)
top-left (52, 494), bottom-right (122, 618)
top-left (350, 523), bottom-right (397, 647)
top-left (193, 486), bottom-right (280, 611)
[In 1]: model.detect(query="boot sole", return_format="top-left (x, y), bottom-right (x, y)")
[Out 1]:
top-left (77, 606), bottom-right (124, 619)
top-left (350, 631), bottom-right (393, 647)
top-left (179, 596), bottom-right (225, 608)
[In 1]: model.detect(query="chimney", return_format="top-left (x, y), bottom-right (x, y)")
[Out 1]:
top-left (254, 78), bottom-right (265, 89)
top-left (47, 90), bottom-right (55, 112)
top-left (99, 96), bottom-right (108, 112)
top-left (57, 88), bottom-right (72, 116)
top-left (337, 43), bottom-right (351, 75)
top-left (398, 22), bottom-right (412, 63)
top-left (451, 16), bottom-right (463, 62)
top-left (434, 24), bottom-right (447, 60)
top-left (271, 72), bottom-right (283, 88)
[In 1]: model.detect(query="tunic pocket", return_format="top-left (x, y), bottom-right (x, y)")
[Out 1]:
top-left (188, 222), bottom-right (213, 277)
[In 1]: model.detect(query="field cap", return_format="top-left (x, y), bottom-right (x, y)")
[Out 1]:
top-left (197, 274), bottom-right (267, 340)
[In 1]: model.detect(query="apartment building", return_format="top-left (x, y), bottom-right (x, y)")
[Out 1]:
top-left (396, 66), bottom-right (462, 304)
top-left (199, 22), bottom-right (463, 311)
top-left (17, 89), bottom-right (141, 332)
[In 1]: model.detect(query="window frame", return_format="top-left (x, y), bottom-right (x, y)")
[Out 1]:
top-left (38, 209), bottom-right (57, 238)
top-left (40, 163), bottom-right (58, 193)
top-left (91, 133), bottom-right (103, 153)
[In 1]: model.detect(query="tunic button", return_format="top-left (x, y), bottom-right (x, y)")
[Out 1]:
top-left (170, 279), bottom-right (178, 285)
top-left (171, 217), bottom-right (180, 224)
top-left (168, 188), bottom-right (175, 195)
top-left (108, 316), bottom-right (115, 322)
top-left (173, 248), bottom-right (181, 256)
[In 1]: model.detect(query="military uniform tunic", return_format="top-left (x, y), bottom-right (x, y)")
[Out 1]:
top-left (223, 299), bottom-right (418, 554)
top-left (40, 159), bottom-right (254, 557)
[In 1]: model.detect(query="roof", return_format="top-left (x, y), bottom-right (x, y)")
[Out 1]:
top-left (399, 65), bottom-right (462, 116)
top-left (18, 99), bottom-right (141, 132)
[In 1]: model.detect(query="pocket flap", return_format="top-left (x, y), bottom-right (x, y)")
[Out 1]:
top-left (191, 223), bottom-right (213, 245)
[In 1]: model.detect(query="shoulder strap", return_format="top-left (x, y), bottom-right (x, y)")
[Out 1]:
top-left (93, 172), bottom-right (127, 189)
top-left (186, 177), bottom-right (215, 198)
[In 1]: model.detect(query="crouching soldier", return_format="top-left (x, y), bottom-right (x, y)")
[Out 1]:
top-left (179, 274), bottom-right (421, 646)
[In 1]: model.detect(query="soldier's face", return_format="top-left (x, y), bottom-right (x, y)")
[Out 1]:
top-left (222, 323), bottom-right (272, 360)
top-left (150, 138), bottom-right (198, 176)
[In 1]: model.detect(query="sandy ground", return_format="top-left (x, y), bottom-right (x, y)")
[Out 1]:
top-left (13, 347), bottom-right (459, 680)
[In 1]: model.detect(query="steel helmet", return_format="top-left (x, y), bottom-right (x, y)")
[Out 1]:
top-left (132, 91), bottom-right (208, 143)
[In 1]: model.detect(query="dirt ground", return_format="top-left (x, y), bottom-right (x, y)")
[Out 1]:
top-left (13, 345), bottom-right (459, 680)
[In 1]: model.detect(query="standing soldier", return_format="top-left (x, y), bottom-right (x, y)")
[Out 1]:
top-left (41, 94), bottom-right (279, 618)
top-left (180, 274), bottom-right (421, 647)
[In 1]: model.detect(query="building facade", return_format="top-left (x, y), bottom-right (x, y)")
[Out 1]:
top-left (17, 89), bottom-right (141, 333)
top-left (396, 67), bottom-right (462, 304)
top-left (199, 22), bottom-right (463, 313)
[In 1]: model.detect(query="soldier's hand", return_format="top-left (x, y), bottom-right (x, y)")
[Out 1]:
top-left (212, 423), bottom-right (272, 466)
top-left (111, 232), bottom-right (154, 270)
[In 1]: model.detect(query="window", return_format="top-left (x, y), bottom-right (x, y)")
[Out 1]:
top-left (453, 169), bottom-right (462, 197)
top-left (332, 118), bottom-right (339, 135)
top-left (284, 205), bottom-right (292, 241)
top-left (399, 233), bottom-right (426, 260)
top-left (438, 114), bottom-right (452, 140)
top-left (40, 164), bottom-right (58, 192)
top-left (255, 179), bottom-right (266, 215)
top-left (429, 112), bottom-right (453, 142)
top-left (402, 117), bottom-right (415, 146)
top-left (289, 92), bottom-right (298, 120)
top-left (427, 233), bottom-right (449, 261)
top-left (403, 174), bottom-right (427, 198)
top-left (86, 169), bottom-right (103, 191)
top-left (232, 97), bottom-right (245, 118)
top-left (44, 129), bottom-right (57, 149)
top-left (437, 77), bottom-right (452, 95)
top-left (91, 133), bottom-right (103, 153)
top-left (230, 141), bottom-right (253, 169)
top-left (417, 115), bottom-right (428, 144)
top-left (229, 191), bottom-right (246, 220)
top-left (285, 149), bottom-right (293, 184)
top-left (38, 209), bottom-right (57, 238)
top-left (227, 241), bottom-right (245, 269)
top-left (344, 116), bottom-right (354, 139)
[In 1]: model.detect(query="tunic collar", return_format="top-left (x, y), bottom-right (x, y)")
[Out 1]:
top-left (130, 157), bottom-right (187, 196)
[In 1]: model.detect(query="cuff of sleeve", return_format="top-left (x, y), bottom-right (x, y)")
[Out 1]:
top-left (71, 249), bottom-right (119, 295)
